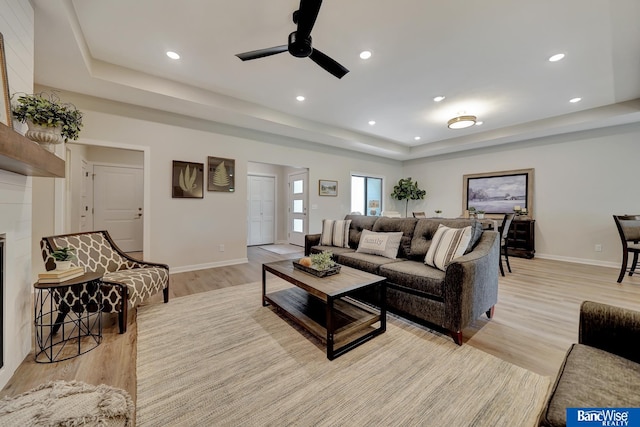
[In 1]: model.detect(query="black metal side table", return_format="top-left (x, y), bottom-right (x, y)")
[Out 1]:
top-left (34, 272), bottom-right (103, 363)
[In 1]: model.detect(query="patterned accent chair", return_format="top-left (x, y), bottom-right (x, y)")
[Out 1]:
top-left (40, 231), bottom-right (169, 333)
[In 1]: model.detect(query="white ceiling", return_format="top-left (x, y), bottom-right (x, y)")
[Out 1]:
top-left (31, 0), bottom-right (640, 160)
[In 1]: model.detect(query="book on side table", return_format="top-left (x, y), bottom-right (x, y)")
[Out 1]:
top-left (38, 266), bottom-right (85, 283)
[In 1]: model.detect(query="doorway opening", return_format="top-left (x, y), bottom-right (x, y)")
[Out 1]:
top-left (67, 143), bottom-right (146, 255)
top-left (247, 162), bottom-right (307, 248)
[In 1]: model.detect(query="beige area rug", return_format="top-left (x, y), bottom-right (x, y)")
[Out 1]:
top-left (258, 244), bottom-right (304, 255)
top-left (136, 281), bottom-right (550, 426)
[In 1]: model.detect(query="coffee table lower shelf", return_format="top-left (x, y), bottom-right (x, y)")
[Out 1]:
top-left (264, 287), bottom-right (384, 360)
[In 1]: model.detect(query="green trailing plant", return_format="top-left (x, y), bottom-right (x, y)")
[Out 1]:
top-left (390, 177), bottom-right (427, 218)
top-left (11, 92), bottom-right (83, 142)
top-left (51, 247), bottom-right (75, 261)
top-left (310, 251), bottom-right (335, 271)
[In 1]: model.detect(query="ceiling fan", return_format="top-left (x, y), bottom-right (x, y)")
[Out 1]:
top-left (235, 0), bottom-right (349, 79)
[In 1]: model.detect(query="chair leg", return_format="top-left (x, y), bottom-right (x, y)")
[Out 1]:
top-left (163, 286), bottom-right (169, 303)
top-left (504, 247), bottom-right (512, 273)
top-left (51, 307), bottom-right (69, 335)
top-left (118, 299), bottom-right (128, 334)
top-left (499, 255), bottom-right (505, 276)
top-left (629, 252), bottom-right (639, 277)
top-left (618, 250), bottom-right (629, 283)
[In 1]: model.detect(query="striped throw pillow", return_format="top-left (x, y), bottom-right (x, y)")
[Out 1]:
top-left (424, 224), bottom-right (472, 271)
top-left (320, 219), bottom-right (352, 248)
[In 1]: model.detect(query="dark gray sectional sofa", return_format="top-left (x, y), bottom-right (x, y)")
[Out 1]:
top-left (305, 214), bottom-right (500, 344)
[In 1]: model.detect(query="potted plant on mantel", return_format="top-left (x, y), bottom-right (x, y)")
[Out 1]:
top-left (390, 177), bottom-right (427, 218)
top-left (11, 92), bottom-right (83, 151)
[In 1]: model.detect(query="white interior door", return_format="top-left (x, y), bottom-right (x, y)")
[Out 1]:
top-left (288, 171), bottom-right (308, 246)
top-left (247, 175), bottom-right (275, 246)
top-left (94, 165), bottom-right (143, 252)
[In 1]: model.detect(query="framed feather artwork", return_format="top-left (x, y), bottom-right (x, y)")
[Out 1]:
top-left (172, 160), bottom-right (204, 198)
top-left (207, 157), bottom-right (235, 192)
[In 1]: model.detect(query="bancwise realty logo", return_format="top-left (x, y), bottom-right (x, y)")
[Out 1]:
top-left (567, 408), bottom-right (640, 426)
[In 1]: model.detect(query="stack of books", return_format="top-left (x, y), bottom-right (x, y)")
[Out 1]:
top-left (38, 266), bottom-right (85, 283)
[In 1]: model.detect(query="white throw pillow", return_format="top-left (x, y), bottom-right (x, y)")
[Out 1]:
top-left (356, 229), bottom-right (403, 259)
top-left (424, 225), bottom-right (473, 271)
top-left (320, 219), bottom-right (351, 248)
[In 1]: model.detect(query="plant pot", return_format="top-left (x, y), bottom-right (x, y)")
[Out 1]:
top-left (55, 260), bottom-right (73, 271)
top-left (25, 120), bottom-right (63, 151)
top-left (477, 213), bottom-right (485, 219)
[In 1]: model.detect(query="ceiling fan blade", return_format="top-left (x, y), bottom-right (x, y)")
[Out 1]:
top-left (236, 45), bottom-right (288, 61)
top-left (309, 48), bottom-right (349, 79)
top-left (296, 0), bottom-right (322, 39)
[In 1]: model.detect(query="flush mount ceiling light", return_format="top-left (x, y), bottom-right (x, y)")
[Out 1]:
top-left (368, 120), bottom-right (376, 125)
top-left (433, 96), bottom-right (445, 102)
top-left (360, 50), bottom-right (372, 60)
top-left (296, 95), bottom-right (305, 101)
top-left (166, 51), bottom-right (180, 60)
top-left (447, 115), bottom-right (477, 129)
top-left (549, 53), bottom-right (565, 62)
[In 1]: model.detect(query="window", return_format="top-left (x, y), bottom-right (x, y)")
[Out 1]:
top-left (351, 174), bottom-right (383, 216)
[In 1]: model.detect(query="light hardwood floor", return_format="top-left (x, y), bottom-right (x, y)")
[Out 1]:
top-left (3, 246), bottom-right (640, 406)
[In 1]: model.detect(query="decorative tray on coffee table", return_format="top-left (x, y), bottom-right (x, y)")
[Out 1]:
top-left (292, 261), bottom-right (341, 278)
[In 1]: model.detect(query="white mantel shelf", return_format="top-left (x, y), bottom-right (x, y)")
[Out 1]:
top-left (0, 122), bottom-right (64, 178)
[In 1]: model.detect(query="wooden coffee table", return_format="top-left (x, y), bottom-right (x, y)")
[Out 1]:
top-left (262, 260), bottom-right (386, 360)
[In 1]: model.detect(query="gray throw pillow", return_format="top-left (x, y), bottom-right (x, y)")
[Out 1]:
top-left (356, 230), bottom-right (403, 259)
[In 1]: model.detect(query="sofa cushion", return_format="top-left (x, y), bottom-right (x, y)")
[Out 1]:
top-left (425, 225), bottom-right (472, 271)
top-left (542, 343), bottom-right (640, 427)
top-left (320, 219), bottom-right (351, 248)
top-left (337, 252), bottom-right (405, 275)
top-left (371, 217), bottom-right (418, 258)
top-left (356, 230), bottom-right (403, 259)
top-left (344, 215), bottom-right (379, 249)
top-left (310, 245), bottom-right (355, 258)
top-left (409, 219), bottom-right (483, 261)
top-left (379, 261), bottom-right (446, 299)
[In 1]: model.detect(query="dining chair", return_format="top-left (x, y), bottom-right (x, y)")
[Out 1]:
top-left (498, 213), bottom-right (515, 276)
top-left (412, 211), bottom-right (427, 218)
top-left (613, 215), bottom-right (640, 283)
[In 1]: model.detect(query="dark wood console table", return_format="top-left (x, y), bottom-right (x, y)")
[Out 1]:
top-left (506, 219), bottom-right (535, 259)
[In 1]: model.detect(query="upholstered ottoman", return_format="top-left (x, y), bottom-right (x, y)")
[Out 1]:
top-left (0, 380), bottom-right (134, 426)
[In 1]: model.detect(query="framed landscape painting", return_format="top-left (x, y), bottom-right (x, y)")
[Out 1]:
top-left (462, 168), bottom-right (534, 217)
top-left (319, 180), bottom-right (338, 196)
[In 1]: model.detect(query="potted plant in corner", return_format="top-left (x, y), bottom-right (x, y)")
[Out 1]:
top-left (391, 177), bottom-right (426, 218)
top-left (11, 92), bottom-right (83, 151)
top-left (51, 247), bottom-right (76, 271)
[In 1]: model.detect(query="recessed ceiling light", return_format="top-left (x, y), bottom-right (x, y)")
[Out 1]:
top-left (296, 95), bottom-right (305, 102)
top-left (433, 96), bottom-right (445, 102)
top-left (569, 97), bottom-right (582, 103)
top-left (360, 51), bottom-right (372, 60)
top-left (549, 53), bottom-right (565, 62)
top-left (166, 51), bottom-right (180, 60)
top-left (368, 120), bottom-right (376, 125)
top-left (414, 136), bottom-right (421, 141)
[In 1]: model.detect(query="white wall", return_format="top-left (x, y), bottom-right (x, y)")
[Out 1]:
top-left (0, 0), bottom-right (34, 390)
top-left (60, 95), bottom-right (402, 272)
top-left (404, 123), bottom-right (640, 266)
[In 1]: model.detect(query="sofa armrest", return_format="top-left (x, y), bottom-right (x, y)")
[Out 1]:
top-left (304, 234), bottom-right (321, 256)
top-left (442, 230), bottom-right (500, 331)
top-left (579, 301), bottom-right (640, 364)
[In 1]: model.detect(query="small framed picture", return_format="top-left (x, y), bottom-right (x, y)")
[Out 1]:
top-left (319, 179), bottom-right (338, 196)
top-left (0, 33), bottom-right (12, 127)
top-left (207, 156), bottom-right (235, 192)
top-left (172, 161), bottom-right (204, 199)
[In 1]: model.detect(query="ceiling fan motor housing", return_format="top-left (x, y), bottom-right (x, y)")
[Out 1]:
top-left (288, 32), bottom-right (312, 58)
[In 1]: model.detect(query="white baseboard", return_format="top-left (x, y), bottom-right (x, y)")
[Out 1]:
top-left (534, 253), bottom-right (618, 269)
top-left (170, 258), bottom-right (248, 274)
